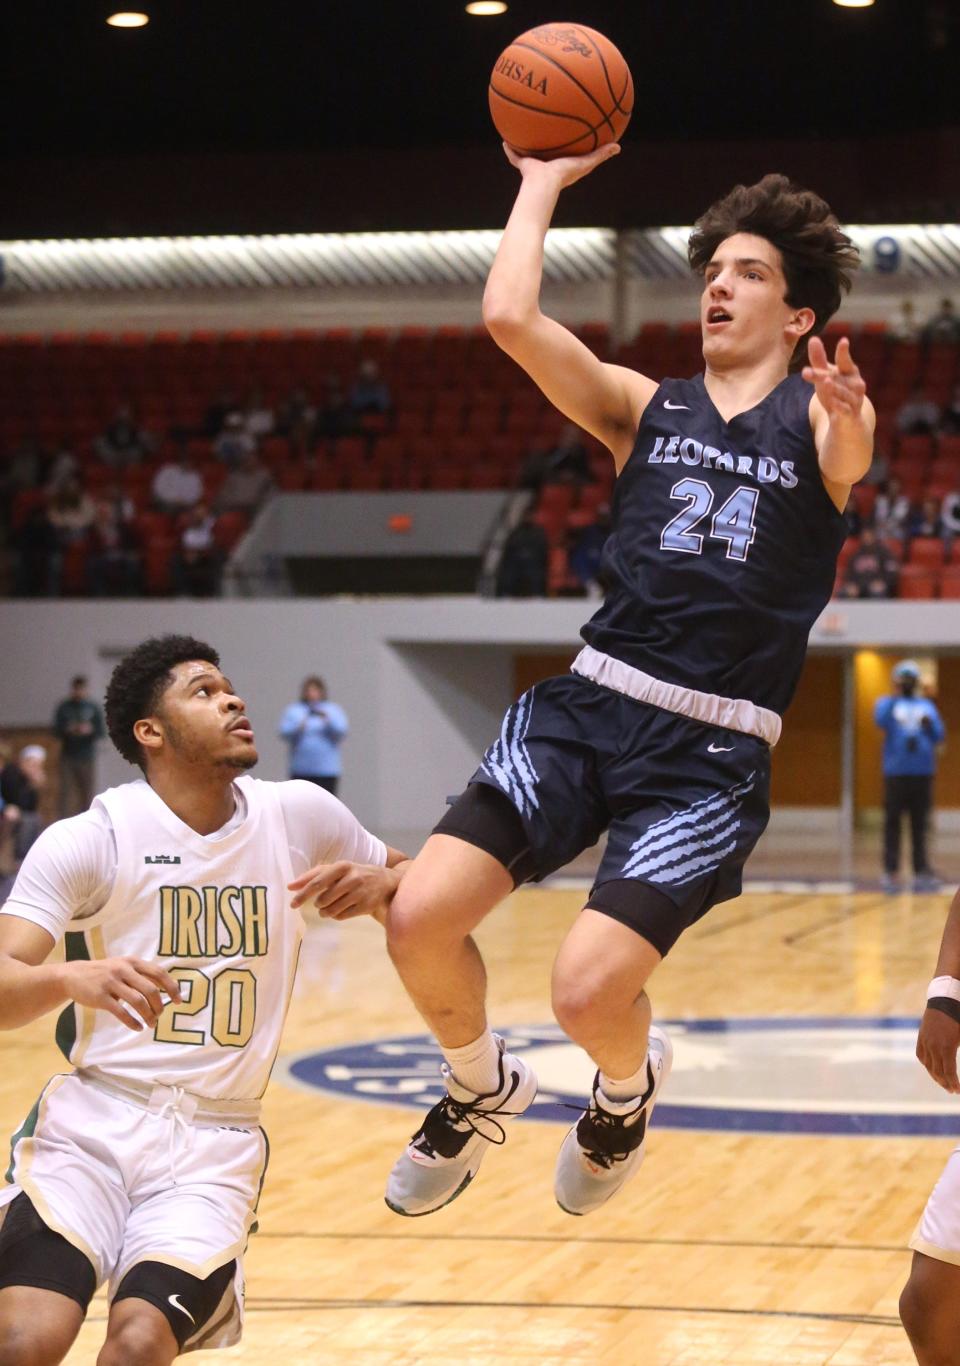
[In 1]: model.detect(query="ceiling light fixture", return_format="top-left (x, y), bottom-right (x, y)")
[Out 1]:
top-left (106, 11), bottom-right (150, 27)
top-left (465, 2), bottom-right (508, 15)
top-left (832, 0), bottom-right (875, 8)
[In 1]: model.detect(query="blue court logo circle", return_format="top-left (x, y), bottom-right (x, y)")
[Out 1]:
top-left (279, 1017), bottom-right (960, 1138)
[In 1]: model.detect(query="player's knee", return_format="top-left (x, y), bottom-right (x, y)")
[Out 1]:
top-left (386, 890), bottom-right (460, 962)
top-left (551, 974), bottom-right (608, 1040)
top-left (0, 1322), bottom-right (59, 1366)
top-left (899, 1276), bottom-right (956, 1363)
top-left (98, 1315), bottom-right (175, 1366)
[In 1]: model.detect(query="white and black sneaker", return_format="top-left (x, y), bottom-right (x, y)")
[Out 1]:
top-left (385, 1035), bottom-right (538, 1217)
top-left (554, 1025), bottom-right (672, 1216)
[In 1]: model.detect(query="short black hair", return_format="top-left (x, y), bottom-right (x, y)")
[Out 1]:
top-left (687, 173), bottom-right (859, 368)
top-left (105, 634), bottom-right (220, 770)
top-left (70, 674), bottom-right (87, 688)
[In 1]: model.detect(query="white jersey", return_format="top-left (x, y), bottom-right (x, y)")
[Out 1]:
top-left (1, 776), bottom-right (385, 1102)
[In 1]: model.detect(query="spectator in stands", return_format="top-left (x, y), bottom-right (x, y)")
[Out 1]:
top-left (42, 443), bottom-right (78, 493)
top-left (52, 675), bottom-right (105, 817)
top-left (519, 423), bottom-right (591, 492)
top-left (94, 403), bottom-right (154, 467)
top-left (213, 448), bottom-right (274, 515)
top-left (909, 496), bottom-right (944, 540)
top-left (942, 488), bottom-right (960, 540)
top-left (276, 386), bottom-right (317, 445)
top-left (314, 372), bottom-right (355, 441)
top-left (896, 384), bottom-right (941, 436)
top-left (922, 297), bottom-right (960, 344)
top-left (47, 476), bottom-right (95, 546)
top-left (11, 502), bottom-right (59, 597)
top-left (87, 497), bottom-right (142, 596)
top-left (875, 660), bottom-right (945, 893)
top-left (152, 443), bottom-right (204, 514)
top-left (213, 410), bottom-right (257, 466)
top-left (243, 387), bottom-right (275, 440)
top-left (838, 527), bottom-right (898, 599)
top-left (100, 478), bottom-right (136, 527)
top-left (888, 298), bottom-right (919, 343)
top-left (939, 383), bottom-right (960, 435)
top-left (173, 502), bottom-right (220, 597)
top-left (496, 509), bottom-right (549, 598)
top-left (203, 389), bottom-right (240, 438)
top-left (0, 743), bottom-right (46, 861)
top-left (874, 477), bottom-right (912, 541)
top-left (348, 358), bottom-right (392, 418)
top-left (278, 676), bottom-right (350, 795)
top-left (862, 446), bottom-right (890, 486)
top-left (568, 504), bottom-right (612, 596)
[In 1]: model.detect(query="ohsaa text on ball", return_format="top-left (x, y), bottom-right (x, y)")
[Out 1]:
top-left (493, 57), bottom-right (548, 96)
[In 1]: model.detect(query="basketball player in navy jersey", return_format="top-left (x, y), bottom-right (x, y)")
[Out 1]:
top-left (384, 145), bottom-right (874, 1219)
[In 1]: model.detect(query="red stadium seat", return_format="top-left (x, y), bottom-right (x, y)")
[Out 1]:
top-left (908, 537), bottom-right (946, 568)
top-left (897, 565), bottom-right (938, 599)
top-left (213, 511), bottom-right (248, 551)
top-left (940, 566), bottom-right (960, 599)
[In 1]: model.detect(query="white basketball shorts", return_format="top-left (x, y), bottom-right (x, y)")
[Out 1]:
top-left (1, 1070), bottom-right (268, 1350)
top-left (910, 1144), bottom-right (960, 1266)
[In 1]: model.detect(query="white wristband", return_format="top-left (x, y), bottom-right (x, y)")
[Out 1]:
top-left (929, 976), bottom-right (960, 1003)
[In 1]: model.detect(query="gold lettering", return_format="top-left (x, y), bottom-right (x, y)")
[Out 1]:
top-left (243, 886), bottom-right (269, 956)
top-left (203, 886), bottom-right (218, 958)
top-left (219, 887), bottom-right (243, 956)
top-left (174, 888), bottom-right (203, 958)
top-left (158, 887), bottom-right (176, 956)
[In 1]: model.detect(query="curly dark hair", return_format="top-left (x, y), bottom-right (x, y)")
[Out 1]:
top-left (105, 634), bottom-right (220, 770)
top-left (687, 173), bottom-right (859, 367)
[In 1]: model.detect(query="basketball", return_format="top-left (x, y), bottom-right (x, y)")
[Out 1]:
top-left (488, 22), bottom-right (633, 160)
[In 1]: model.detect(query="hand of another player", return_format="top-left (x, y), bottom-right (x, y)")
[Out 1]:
top-left (59, 956), bottom-right (183, 1033)
top-left (288, 860), bottom-right (399, 924)
top-left (916, 1005), bottom-right (960, 1093)
top-left (802, 336), bottom-right (867, 421)
top-left (503, 140), bottom-right (620, 190)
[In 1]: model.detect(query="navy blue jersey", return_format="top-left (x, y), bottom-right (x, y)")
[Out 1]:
top-left (581, 372), bottom-right (847, 715)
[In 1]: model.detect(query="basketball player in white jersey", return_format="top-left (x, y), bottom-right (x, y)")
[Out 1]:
top-left (0, 634), bottom-right (408, 1365)
top-left (900, 884), bottom-right (960, 1365)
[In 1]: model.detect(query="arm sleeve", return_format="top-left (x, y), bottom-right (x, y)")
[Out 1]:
top-left (278, 704), bottom-right (303, 739)
top-left (874, 697), bottom-right (893, 730)
top-left (278, 780), bottom-right (386, 880)
top-left (0, 810), bottom-right (116, 940)
top-left (320, 703), bottom-right (349, 740)
top-left (928, 704), bottom-right (946, 744)
top-left (52, 702), bottom-right (68, 739)
top-left (93, 705), bottom-right (106, 741)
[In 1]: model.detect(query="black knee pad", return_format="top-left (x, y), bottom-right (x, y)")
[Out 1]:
top-left (113, 1257), bottom-right (236, 1348)
top-left (0, 1193), bottom-right (97, 1311)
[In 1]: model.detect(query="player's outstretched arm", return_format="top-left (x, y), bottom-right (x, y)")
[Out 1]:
top-left (917, 887), bottom-right (960, 1094)
top-left (288, 846), bottom-right (411, 926)
top-left (0, 914), bottom-right (181, 1032)
top-left (483, 143), bottom-right (658, 470)
top-left (805, 336), bottom-right (876, 493)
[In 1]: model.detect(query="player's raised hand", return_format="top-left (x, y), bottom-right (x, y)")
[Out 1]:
top-left (802, 336), bottom-right (867, 421)
top-left (503, 140), bottom-right (620, 190)
top-left (288, 860), bottom-right (400, 924)
top-left (916, 1005), bottom-right (960, 1094)
top-left (60, 956), bottom-right (182, 1032)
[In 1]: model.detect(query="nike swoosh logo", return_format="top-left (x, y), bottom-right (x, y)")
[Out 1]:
top-left (168, 1294), bottom-right (196, 1325)
top-left (707, 743), bottom-right (735, 753)
top-left (664, 400), bottom-right (690, 410)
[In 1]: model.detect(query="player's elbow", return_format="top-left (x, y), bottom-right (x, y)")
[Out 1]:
top-left (482, 295), bottom-right (537, 347)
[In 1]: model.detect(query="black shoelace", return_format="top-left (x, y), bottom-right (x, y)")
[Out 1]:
top-left (412, 1071), bottom-right (523, 1160)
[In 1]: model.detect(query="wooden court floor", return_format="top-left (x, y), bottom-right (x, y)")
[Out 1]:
top-left (1, 884), bottom-right (955, 1365)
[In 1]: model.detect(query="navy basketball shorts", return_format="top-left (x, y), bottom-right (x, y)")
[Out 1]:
top-left (436, 672), bottom-right (771, 956)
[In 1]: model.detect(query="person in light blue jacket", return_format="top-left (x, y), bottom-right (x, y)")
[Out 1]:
top-left (875, 660), bottom-right (946, 893)
top-left (279, 676), bottom-right (349, 796)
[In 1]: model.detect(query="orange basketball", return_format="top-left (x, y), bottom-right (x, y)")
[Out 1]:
top-left (488, 22), bottom-right (633, 160)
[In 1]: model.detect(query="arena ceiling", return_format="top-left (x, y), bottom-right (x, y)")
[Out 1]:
top-left (1, 0), bottom-right (957, 160)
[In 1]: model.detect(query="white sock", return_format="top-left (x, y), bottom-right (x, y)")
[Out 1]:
top-left (443, 1030), bottom-right (501, 1095)
top-left (599, 1053), bottom-right (650, 1104)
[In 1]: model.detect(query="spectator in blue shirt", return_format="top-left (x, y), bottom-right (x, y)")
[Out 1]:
top-left (875, 660), bottom-right (946, 893)
top-left (279, 676), bottom-right (349, 796)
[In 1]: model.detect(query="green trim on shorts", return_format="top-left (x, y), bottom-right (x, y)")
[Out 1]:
top-left (5, 1084), bottom-right (47, 1185)
top-left (54, 930), bottom-right (90, 1063)
top-left (248, 1126), bottom-right (270, 1236)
